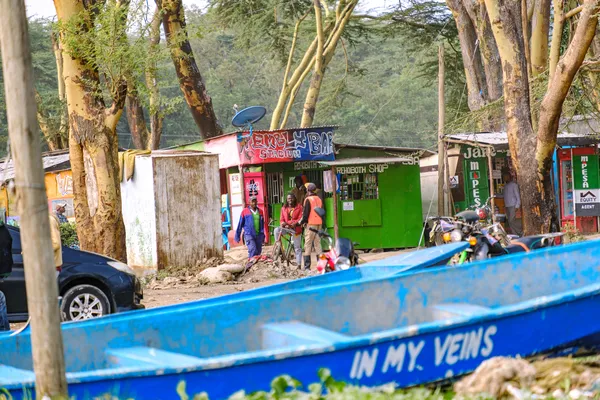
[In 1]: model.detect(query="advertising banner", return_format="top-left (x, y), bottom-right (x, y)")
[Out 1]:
top-left (239, 127), bottom-right (335, 165)
top-left (573, 155), bottom-right (600, 216)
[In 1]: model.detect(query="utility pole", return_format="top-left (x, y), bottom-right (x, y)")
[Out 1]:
top-left (437, 44), bottom-right (446, 216)
top-left (0, 0), bottom-right (68, 398)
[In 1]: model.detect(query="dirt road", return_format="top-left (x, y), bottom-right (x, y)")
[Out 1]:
top-left (143, 247), bottom-right (412, 309)
top-left (143, 279), bottom-right (289, 309)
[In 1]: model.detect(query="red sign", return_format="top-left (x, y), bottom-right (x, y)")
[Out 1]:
top-left (243, 172), bottom-right (266, 205)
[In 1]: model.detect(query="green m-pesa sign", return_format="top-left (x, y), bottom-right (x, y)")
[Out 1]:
top-left (573, 155), bottom-right (600, 216)
top-left (462, 146), bottom-right (490, 208)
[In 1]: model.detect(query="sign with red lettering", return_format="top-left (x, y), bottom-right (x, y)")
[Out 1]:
top-left (239, 127), bottom-right (335, 165)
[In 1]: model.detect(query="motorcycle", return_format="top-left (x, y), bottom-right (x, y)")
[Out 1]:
top-left (468, 196), bottom-right (506, 226)
top-left (309, 207), bottom-right (359, 274)
top-left (472, 225), bottom-right (564, 261)
top-left (426, 212), bottom-right (481, 264)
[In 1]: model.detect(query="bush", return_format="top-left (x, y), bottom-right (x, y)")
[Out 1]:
top-left (176, 369), bottom-right (454, 400)
top-left (59, 222), bottom-right (79, 248)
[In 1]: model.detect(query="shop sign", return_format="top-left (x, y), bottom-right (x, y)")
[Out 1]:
top-left (294, 161), bottom-right (320, 170)
top-left (462, 145), bottom-right (509, 159)
top-left (401, 155), bottom-right (420, 165)
top-left (573, 155), bottom-right (600, 216)
top-left (463, 158), bottom-right (489, 207)
top-left (449, 176), bottom-right (459, 189)
top-left (229, 173), bottom-right (243, 206)
top-left (239, 127), bottom-right (335, 165)
top-left (337, 164), bottom-right (389, 175)
top-left (243, 172), bottom-right (266, 205)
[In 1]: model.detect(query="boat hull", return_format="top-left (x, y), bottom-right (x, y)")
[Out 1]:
top-left (7, 291), bottom-right (600, 400)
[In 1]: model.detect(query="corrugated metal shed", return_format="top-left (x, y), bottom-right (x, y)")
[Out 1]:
top-left (319, 157), bottom-right (412, 166)
top-left (0, 152), bottom-right (71, 183)
top-left (448, 130), bottom-right (600, 150)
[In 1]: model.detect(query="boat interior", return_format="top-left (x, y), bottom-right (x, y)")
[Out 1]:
top-left (1, 239), bottom-right (599, 385)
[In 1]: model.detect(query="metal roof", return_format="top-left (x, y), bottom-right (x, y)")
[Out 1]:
top-left (319, 156), bottom-right (412, 167)
top-left (334, 142), bottom-right (435, 156)
top-left (447, 130), bottom-right (600, 149)
top-left (0, 153), bottom-right (71, 183)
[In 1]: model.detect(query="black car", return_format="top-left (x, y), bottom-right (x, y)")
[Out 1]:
top-left (0, 225), bottom-right (144, 322)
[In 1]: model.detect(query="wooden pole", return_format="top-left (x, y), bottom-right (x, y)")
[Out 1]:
top-left (487, 147), bottom-right (496, 224)
top-left (443, 141), bottom-right (451, 215)
top-left (0, 1), bottom-right (68, 398)
top-left (332, 166), bottom-right (340, 240)
top-left (437, 44), bottom-right (446, 216)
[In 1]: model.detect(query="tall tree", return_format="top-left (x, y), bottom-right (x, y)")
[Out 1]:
top-left (156, 0), bottom-right (223, 139)
top-left (145, 8), bottom-right (163, 149)
top-left (300, 0), bottom-right (359, 127)
top-left (211, 0), bottom-right (366, 129)
top-left (481, 0), bottom-right (599, 234)
top-left (54, 0), bottom-right (129, 260)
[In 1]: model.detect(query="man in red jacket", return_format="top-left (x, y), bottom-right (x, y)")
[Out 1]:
top-left (274, 193), bottom-right (303, 266)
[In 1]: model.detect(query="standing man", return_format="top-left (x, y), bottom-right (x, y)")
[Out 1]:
top-left (235, 196), bottom-right (265, 259)
top-left (55, 203), bottom-right (68, 224)
top-left (275, 193), bottom-right (303, 266)
top-left (299, 183), bottom-right (323, 270)
top-left (503, 171), bottom-right (522, 236)
top-left (291, 176), bottom-right (307, 207)
top-left (49, 211), bottom-right (63, 276)
top-left (0, 220), bottom-right (12, 331)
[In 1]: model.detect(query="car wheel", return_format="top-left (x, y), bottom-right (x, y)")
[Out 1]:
top-left (61, 284), bottom-right (111, 321)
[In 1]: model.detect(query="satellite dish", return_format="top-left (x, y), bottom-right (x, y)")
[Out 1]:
top-left (231, 106), bottom-right (266, 141)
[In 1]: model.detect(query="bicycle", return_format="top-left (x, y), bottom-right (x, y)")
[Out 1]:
top-left (270, 226), bottom-right (297, 267)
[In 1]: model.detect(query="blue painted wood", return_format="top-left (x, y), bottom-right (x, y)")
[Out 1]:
top-left (45, 242), bottom-right (468, 330)
top-left (4, 240), bottom-right (600, 399)
top-left (262, 321), bottom-right (351, 349)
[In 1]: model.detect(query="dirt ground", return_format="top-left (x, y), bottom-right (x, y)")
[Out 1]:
top-left (143, 246), bottom-right (411, 309)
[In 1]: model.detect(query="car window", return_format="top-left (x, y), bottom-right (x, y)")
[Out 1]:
top-left (7, 227), bottom-right (21, 252)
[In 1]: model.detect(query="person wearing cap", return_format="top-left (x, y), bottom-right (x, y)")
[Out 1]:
top-left (299, 182), bottom-right (323, 270)
top-left (291, 176), bottom-right (306, 206)
top-left (55, 203), bottom-right (68, 224)
top-left (234, 196), bottom-right (265, 259)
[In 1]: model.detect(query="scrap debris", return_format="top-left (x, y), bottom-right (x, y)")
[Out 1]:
top-left (145, 252), bottom-right (315, 289)
top-left (454, 356), bottom-right (600, 399)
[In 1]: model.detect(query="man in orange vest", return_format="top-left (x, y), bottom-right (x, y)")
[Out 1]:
top-left (299, 182), bottom-right (323, 270)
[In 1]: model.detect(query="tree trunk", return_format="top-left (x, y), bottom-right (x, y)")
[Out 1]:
top-left (145, 8), bottom-right (162, 150)
top-left (300, 0), bottom-right (358, 127)
top-left (530, 0), bottom-right (550, 76)
top-left (157, 0), bottom-right (222, 139)
top-left (125, 81), bottom-right (149, 149)
top-left (483, 0), bottom-right (543, 235)
top-left (549, 0), bottom-right (565, 81)
top-left (484, 0), bottom-right (599, 234)
top-left (301, 0), bottom-right (326, 128)
top-left (535, 0), bottom-right (599, 233)
top-left (51, 31), bottom-right (68, 149)
top-left (55, 0), bottom-right (127, 261)
top-left (446, 0), bottom-right (488, 110)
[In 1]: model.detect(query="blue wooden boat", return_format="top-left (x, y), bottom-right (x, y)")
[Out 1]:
top-left (2, 239), bottom-right (600, 399)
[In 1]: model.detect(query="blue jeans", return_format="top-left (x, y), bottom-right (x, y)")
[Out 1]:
top-left (245, 234), bottom-right (264, 258)
top-left (0, 290), bottom-right (9, 331)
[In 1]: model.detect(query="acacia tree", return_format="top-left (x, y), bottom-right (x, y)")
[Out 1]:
top-left (212, 0), bottom-right (364, 129)
top-left (156, 0), bottom-right (223, 139)
top-left (448, 0), bottom-right (600, 234)
top-left (145, 8), bottom-right (163, 149)
top-left (54, 0), bottom-right (131, 260)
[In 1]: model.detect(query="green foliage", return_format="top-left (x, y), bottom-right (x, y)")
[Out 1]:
top-left (0, 3), bottom-right (458, 151)
top-left (59, 222), bottom-right (79, 248)
top-left (177, 369), bottom-right (454, 400)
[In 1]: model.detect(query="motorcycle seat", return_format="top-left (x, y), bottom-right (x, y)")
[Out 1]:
top-left (455, 210), bottom-right (479, 224)
top-left (512, 235), bottom-right (548, 250)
